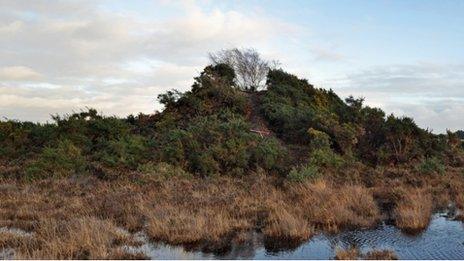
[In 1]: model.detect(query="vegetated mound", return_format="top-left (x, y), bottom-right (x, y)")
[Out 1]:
top-left (1, 58), bottom-right (464, 258)
top-left (0, 63), bottom-right (463, 180)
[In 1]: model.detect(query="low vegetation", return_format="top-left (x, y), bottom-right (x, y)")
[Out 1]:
top-left (1, 49), bottom-right (464, 258)
top-left (394, 189), bottom-right (433, 233)
top-left (335, 247), bottom-right (398, 260)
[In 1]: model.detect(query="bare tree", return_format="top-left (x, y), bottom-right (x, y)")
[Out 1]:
top-left (209, 48), bottom-right (279, 91)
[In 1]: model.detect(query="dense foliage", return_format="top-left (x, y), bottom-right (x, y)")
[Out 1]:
top-left (1, 63), bottom-right (462, 181)
top-left (261, 69), bottom-right (462, 167)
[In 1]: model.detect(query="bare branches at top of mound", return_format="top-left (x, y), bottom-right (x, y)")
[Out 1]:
top-left (209, 48), bottom-right (279, 91)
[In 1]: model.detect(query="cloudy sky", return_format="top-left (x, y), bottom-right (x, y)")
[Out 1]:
top-left (1, 0), bottom-right (463, 133)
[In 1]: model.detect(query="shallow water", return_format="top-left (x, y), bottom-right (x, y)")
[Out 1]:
top-left (138, 213), bottom-right (464, 259)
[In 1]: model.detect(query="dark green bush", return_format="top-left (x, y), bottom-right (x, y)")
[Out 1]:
top-left (309, 148), bottom-right (345, 170)
top-left (25, 139), bottom-right (86, 179)
top-left (261, 69), bottom-right (347, 144)
top-left (95, 135), bottom-right (149, 169)
top-left (156, 109), bottom-right (287, 176)
top-left (0, 121), bottom-right (58, 159)
top-left (252, 137), bottom-right (288, 172)
top-left (156, 111), bottom-right (254, 176)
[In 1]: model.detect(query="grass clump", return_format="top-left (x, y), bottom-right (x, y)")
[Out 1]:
top-left (17, 217), bottom-right (145, 259)
top-left (335, 247), bottom-right (397, 260)
top-left (364, 249), bottom-right (398, 260)
top-left (137, 162), bottom-right (192, 179)
top-left (335, 246), bottom-right (360, 260)
top-left (394, 188), bottom-right (432, 233)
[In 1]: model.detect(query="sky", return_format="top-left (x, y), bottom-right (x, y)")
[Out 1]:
top-left (0, 0), bottom-right (463, 133)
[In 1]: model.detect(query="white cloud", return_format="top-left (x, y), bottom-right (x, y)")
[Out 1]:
top-left (0, 66), bottom-right (42, 81)
top-left (324, 63), bottom-right (464, 133)
top-left (1, 1), bottom-right (462, 134)
top-left (0, 0), bottom-right (296, 121)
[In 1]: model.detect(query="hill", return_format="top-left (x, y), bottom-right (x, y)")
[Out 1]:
top-left (0, 57), bottom-right (464, 259)
top-left (1, 62), bottom-right (462, 180)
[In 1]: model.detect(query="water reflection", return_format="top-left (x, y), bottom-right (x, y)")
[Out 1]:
top-left (140, 214), bottom-right (464, 259)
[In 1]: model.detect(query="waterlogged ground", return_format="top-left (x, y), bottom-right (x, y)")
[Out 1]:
top-left (132, 214), bottom-right (464, 260)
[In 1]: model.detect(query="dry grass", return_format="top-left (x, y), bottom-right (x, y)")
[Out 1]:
top-left (335, 247), bottom-right (397, 260)
top-left (394, 188), bottom-right (432, 233)
top-left (0, 168), bottom-right (463, 259)
top-left (263, 207), bottom-right (312, 241)
top-left (15, 217), bottom-right (146, 259)
top-left (335, 246), bottom-right (360, 260)
top-left (287, 180), bottom-right (380, 233)
top-left (455, 192), bottom-right (464, 210)
top-left (364, 249), bottom-right (398, 260)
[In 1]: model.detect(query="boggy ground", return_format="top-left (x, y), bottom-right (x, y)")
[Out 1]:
top-left (0, 167), bottom-right (463, 259)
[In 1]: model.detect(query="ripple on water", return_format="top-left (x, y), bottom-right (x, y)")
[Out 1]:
top-left (137, 214), bottom-right (464, 259)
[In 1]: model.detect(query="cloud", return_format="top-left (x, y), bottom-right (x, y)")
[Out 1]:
top-left (310, 46), bottom-right (344, 62)
top-left (0, 66), bottom-right (42, 81)
top-left (0, 0), bottom-right (296, 121)
top-left (324, 63), bottom-right (464, 133)
top-left (2, 1), bottom-right (462, 134)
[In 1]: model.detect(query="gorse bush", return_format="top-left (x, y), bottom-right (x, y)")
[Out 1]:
top-left (309, 149), bottom-right (345, 171)
top-left (156, 110), bottom-right (287, 176)
top-left (416, 157), bottom-right (445, 175)
top-left (308, 128), bottom-right (331, 150)
top-left (0, 121), bottom-right (57, 159)
top-left (261, 69), bottom-right (347, 145)
top-left (261, 69), bottom-right (452, 166)
top-left (95, 135), bottom-right (149, 169)
top-left (25, 139), bottom-right (86, 179)
top-left (252, 137), bottom-right (288, 172)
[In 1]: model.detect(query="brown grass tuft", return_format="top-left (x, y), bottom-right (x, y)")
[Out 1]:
top-left (335, 246), bottom-right (360, 260)
top-left (394, 188), bottom-right (432, 233)
top-left (288, 180), bottom-right (380, 233)
top-left (16, 217), bottom-right (145, 259)
top-left (363, 249), bottom-right (398, 260)
top-left (263, 206), bottom-right (312, 246)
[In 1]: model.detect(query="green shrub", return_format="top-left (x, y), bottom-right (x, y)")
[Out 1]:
top-left (137, 162), bottom-right (192, 178)
top-left (0, 121), bottom-right (58, 159)
top-left (308, 128), bottom-right (331, 150)
top-left (287, 164), bottom-right (319, 182)
top-left (157, 111), bottom-right (244, 176)
top-left (252, 137), bottom-right (288, 172)
top-left (309, 148), bottom-right (345, 170)
top-left (261, 69), bottom-right (348, 144)
top-left (416, 157), bottom-right (445, 175)
top-left (25, 139), bottom-right (86, 179)
top-left (96, 135), bottom-right (149, 169)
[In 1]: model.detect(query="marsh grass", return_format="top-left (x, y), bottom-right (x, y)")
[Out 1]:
top-left (335, 247), bottom-right (397, 260)
top-left (335, 246), bottom-right (360, 260)
top-left (0, 168), bottom-right (463, 258)
top-left (364, 249), bottom-right (398, 260)
top-left (394, 188), bottom-right (432, 233)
